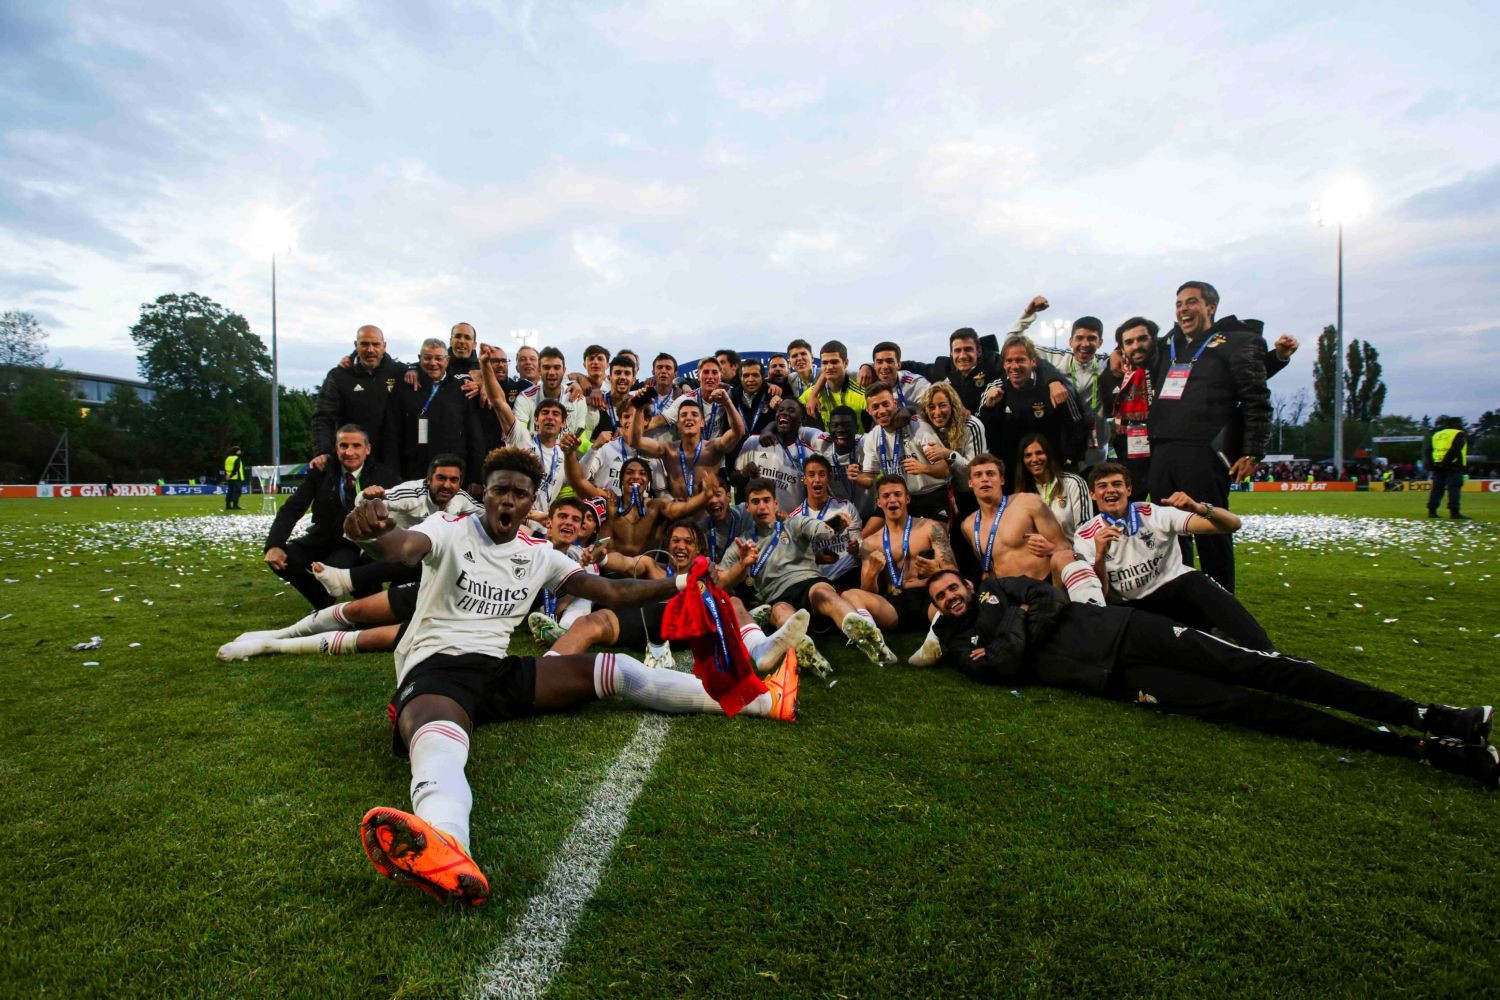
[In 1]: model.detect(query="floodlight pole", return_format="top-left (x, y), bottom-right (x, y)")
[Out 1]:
top-left (271, 251), bottom-right (281, 494)
top-left (1333, 223), bottom-right (1344, 479)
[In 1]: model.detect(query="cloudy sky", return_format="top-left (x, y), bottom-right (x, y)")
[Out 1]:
top-left (3, 0), bottom-right (1497, 419)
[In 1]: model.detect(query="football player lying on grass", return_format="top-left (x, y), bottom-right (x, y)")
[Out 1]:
top-left (336, 446), bottom-right (801, 906)
top-left (542, 517), bottom-right (815, 675)
top-left (924, 569), bottom-right (1499, 789)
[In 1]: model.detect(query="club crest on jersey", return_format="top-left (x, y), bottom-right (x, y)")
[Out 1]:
top-left (1208, 335), bottom-right (1227, 348)
top-left (386, 379), bottom-right (396, 391)
top-left (1032, 402), bottom-right (1045, 418)
top-left (980, 591), bottom-right (999, 605)
top-left (510, 557), bottom-right (530, 579)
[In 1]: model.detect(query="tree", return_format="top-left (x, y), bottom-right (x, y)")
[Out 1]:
top-left (1344, 340), bottom-right (1386, 422)
top-left (128, 293), bottom-right (272, 472)
top-left (0, 310), bottom-right (48, 369)
top-left (1312, 325), bottom-right (1338, 421)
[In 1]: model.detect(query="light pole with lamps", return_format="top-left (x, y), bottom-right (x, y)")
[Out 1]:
top-left (250, 209), bottom-right (295, 506)
top-left (1311, 177), bottom-right (1371, 479)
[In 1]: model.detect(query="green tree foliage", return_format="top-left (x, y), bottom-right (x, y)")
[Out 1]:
top-left (0, 310), bottom-right (48, 368)
top-left (129, 293), bottom-right (273, 473)
top-left (1344, 340), bottom-right (1386, 422)
top-left (277, 387), bottom-right (317, 464)
top-left (1312, 325), bottom-right (1337, 421)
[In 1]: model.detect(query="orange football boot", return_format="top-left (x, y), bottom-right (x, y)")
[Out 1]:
top-left (361, 807), bottom-right (489, 906)
top-left (762, 649), bottom-right (800, 722)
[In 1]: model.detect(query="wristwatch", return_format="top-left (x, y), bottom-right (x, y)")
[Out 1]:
top-left (1201, 503), bottom-right (1215, 519)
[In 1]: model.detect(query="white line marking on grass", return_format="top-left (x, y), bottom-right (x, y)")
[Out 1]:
top-left (476, 714), bottom-right (670, 999)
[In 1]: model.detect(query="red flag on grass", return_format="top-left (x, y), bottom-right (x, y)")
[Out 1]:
top-left (659, 556), bottom-right (768, 717)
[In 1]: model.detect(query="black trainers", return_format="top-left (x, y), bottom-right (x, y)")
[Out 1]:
top-left (1451, 513), bottom-right (1472, 521)
top-left (1427, 509), bottom-right (1439, 518)
top-left (1419, 738), bottom-right (1500, 789)
top-left (1422, 704), bottom-right (1493, 744)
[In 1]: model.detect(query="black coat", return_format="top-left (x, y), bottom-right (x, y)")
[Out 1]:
top-left (264, 461), bottom-right (398, 551)
top-left (310, 355), bottom-right (406, 462)
top-left (932, 577), bottom-right (1132, 695)
top-left (383, 373), bottom-right (485, 482)
top-left (1147, 316), bottom-right (1272, 459)
top-left (979, 376), bottom-right (1087, 476)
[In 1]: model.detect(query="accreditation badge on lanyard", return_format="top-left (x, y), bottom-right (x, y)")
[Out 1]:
top-left (417, 381), bottom-right (442, 444)
top-left (1126, 425), bottom-right (1151, 457)
top-left (1159, 335), bottom-right (1211, 400)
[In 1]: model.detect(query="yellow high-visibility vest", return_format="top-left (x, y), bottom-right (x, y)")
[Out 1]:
top-left (1431, 428), bottom-right (1467, 465)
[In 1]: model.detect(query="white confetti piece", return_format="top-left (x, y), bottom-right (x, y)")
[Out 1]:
top-left (99, 587), bottom-right (114, 593)
top-left (1353, 603), bottom-right (1363, 608)
top-left (82, 661), bottom-right (99, 667)
top-left (112, 595), bottom-right (121, 602)
top-left (71, 636), bottom-right (103, 651)
top-left (128, 642), bottom-right (141, 648)
top-left (0, 613), bottom-right (11, 621)
top-left (2, 579), bottom-right (18, 584)
top-left (1353, 646), bottom-right (1364, 652)
top-left (1383, 618), bottom-right (1399, 624)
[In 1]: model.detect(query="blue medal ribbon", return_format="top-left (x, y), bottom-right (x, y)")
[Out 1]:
top-left (1102, 502), bottom-right (1143, 536)
top-left (972, 495), bottom-right (1008, 575)
top-left (883, 514), bottom-right (913, 589)
top-left (615, 483), bottom-right (646, 518)
top-left (780, 434), bottom-right (808, 473)
top-left (877, 428), bottom-right (904, 474)
top-left (799, 497), bottom-right (831, 520)
top-left (708, 509), bottom-right (741, 564)
top-left (679, 438), bottom-right (704, 494)
top-left (542, 588), bottom-right (557, 616)
top-left (534, 436), bottom-right (560, 498)
top-left (748, 525), bottom-right (782, 578)
top-left (697, 576), bottom-right (734, 680)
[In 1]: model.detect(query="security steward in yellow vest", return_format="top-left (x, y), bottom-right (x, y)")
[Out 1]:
top-left (1428, 421), bottom-right (1469, 520)
top-left (223, 446), bottom-right (246, 510)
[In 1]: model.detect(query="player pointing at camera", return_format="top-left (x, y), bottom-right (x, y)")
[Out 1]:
top-left (343, 446), bottom-right (799, 906)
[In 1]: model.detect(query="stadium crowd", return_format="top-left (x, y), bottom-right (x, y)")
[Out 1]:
top-left (219, 282), bottom-right (1498, 906)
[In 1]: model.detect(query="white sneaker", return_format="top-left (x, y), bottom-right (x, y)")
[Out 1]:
top-left (908, 628), bottom-right (943, 667)
top-left (755, 609), bottom-right (809, 674)
top-left (841, 612), bottom-right (896, 665)
top-left (311, 562), bottom-right (354, 598)
top-left (217, 636), bottom-right (275, 661)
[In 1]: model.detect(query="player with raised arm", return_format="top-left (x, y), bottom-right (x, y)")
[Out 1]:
top-left (734, 397), bottom-right (833, 512)
top-left (347, 446), bottom-right (801, 906)
top-left (629, 391), bottom-right (744, 498)
top-left (1072, 462), bottom-right (1274, 651)
top-left (563, 437), bottom-right (709, 557)
top-left (721, 477), bottom-right (896, 667)
top-left (547, 520), bottom-right (810, 673)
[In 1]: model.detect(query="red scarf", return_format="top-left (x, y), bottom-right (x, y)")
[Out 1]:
top-left (660, 556), bottom-right (768, 716)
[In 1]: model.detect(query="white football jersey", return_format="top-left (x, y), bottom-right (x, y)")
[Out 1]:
top-left (735, 427), bottom-right (833, 512)
top-left (512, 384), bottom-right (590, 436)
top-left (395, 514), bottom-right (582, 684)
top-left (359, 478), bottom-right (480, 529)
top-left (860, 422), bottom-right (948, 495)
top-left (1072, 502), bottom-right (1194, 599)
top-left (893, 370), bottom-right (932, 411)
top-left (793, 495), bottom-right (860, 580)
top-left (662, 391), bottom-right (730, 438)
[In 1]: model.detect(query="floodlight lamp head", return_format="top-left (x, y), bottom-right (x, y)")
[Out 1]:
top-left (1312, 176), bottom-right (1372, 228)
top-left (250, 207), bottom-right (296, 255)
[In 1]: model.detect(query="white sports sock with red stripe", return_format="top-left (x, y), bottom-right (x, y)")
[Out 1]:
top-left (282, 603), bottom-right (353, 638)
top-left (854, 608), bottom-right (877, 627)
top-left (738, 622), bottom-right (770, 661)
top-left (266, 632), bottom-right (361, 656)
top-left (407, 720), bottom-right (473, 851)
top-left (1061, 560), bottom-right (1106, 606)
top-left (592, 652), bottom-right (772, 717)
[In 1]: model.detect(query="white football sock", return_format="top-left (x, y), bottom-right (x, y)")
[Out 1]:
top-left (854, 608), bottom-right (877, 626)
top-left (558, 599), bottom-right (592, 629)
top-left (266, 632), bottom-right (361, 656)
top-left (282, 604), bottom-right (352, 638)
top-left (592, 651), bottom-right (771, 717)
top-left (1061, 560), bottom-right (1106, 606)
top-left (407, 721), bottom-right (473, 851)
top-left (738, 622), bottom-right (768, 656)
top-left (746, 611), bottom-right (808, 673)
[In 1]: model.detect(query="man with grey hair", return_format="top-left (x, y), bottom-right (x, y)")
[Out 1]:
top-left (383, 338), bottom-right (485, 485)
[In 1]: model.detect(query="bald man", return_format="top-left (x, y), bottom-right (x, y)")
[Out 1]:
top-left (310, 324), bottom-right (407, 470)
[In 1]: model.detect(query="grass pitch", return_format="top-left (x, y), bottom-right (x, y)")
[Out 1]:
top-left (2, 491), bottom-right (1498, 997)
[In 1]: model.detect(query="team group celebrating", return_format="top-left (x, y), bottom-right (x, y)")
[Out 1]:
top-left (219, 281), bottom-right (1499, 906)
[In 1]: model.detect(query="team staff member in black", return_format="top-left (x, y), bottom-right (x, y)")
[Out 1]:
top-left (384, 338), bottom-right (485, 491)
top-left (264, 425), bottom-right (398, 609)
top-left (1145, 281), bottom-right (1271, 593)
top-left (979, 334), bottom-right (1086, 479)
top-left (310, 324), bottom-right (405, 471)
top-left (925, 570), bottom-right (1500, 788)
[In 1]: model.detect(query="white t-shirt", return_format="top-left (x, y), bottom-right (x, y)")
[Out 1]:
top-left (793, 495), bottom-right (860, 580)
top-left (394, 514), bottom-right (583, 683)
top-left (359, 478), bottom-right (480, 529)
top-left (860, 421), bottom-right (948, 495)
top-left (892, 370), bottom-right (933, 411)
top-left (1072, 502), bottom-right (1194, 599)
top-left (512, 383), bottom-right (590, 436)
top-left (735, 427), bottom-right (833, 512)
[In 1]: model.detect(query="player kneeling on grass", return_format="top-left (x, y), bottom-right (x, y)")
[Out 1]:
top-left (545, 519), bottom-right (810, 674)
top-left (723, 477), bottom-right (897, 669)
top-left (345, 446), bottom-right (801, 906)
top-left (924, 570), bottom-right (1499, 788)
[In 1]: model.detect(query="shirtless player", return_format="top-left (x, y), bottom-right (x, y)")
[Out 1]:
top-left (628, 393), bottom-right (745, 498)
top-left (857, 475), bottom-right (956, 633)
top-left (563, 442), bottom-right (709, 557)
